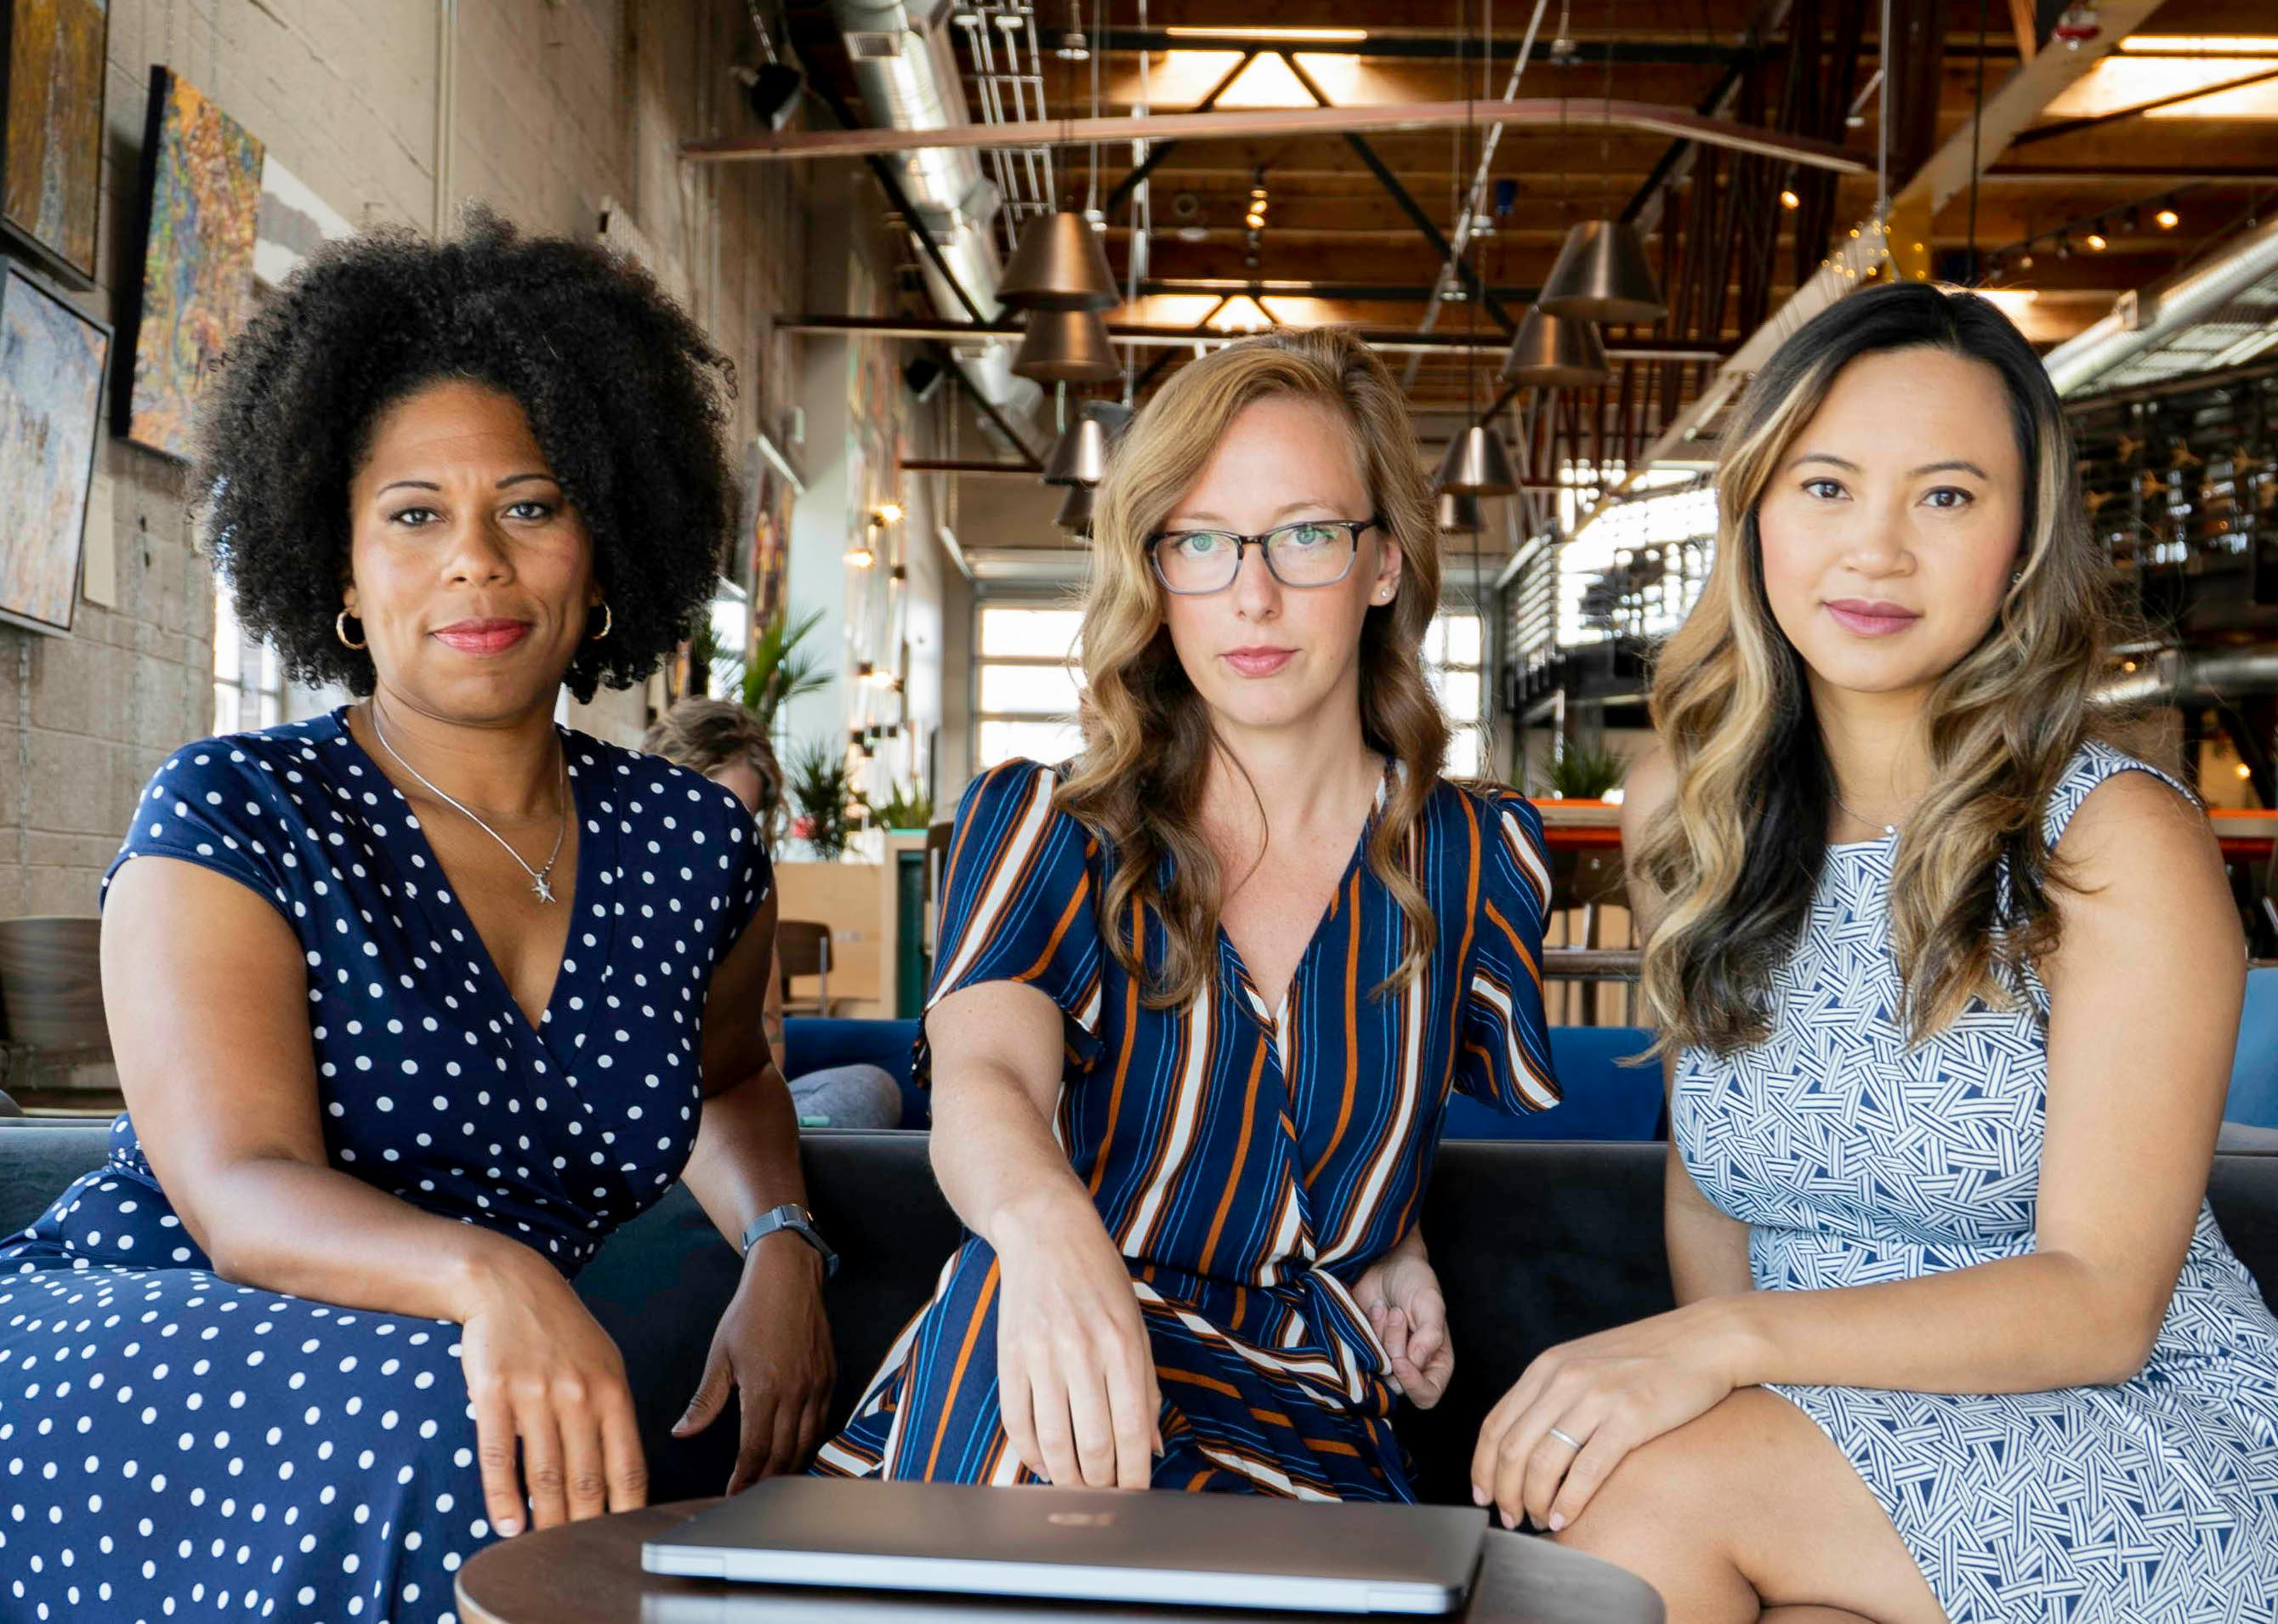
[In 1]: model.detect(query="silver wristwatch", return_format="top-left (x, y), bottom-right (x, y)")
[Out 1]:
top-left (739, 1202), bottom-right (838, 1277)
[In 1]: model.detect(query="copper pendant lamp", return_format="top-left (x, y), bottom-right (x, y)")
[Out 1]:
top-left (1013, 309), bottom-right (1121, 384)
top-left (1436, 491), bottom-right (1485, 534)
top-left (1055, 480), bottom-right (1094, 535)
top-left (1502, 305), bottom-right (1612, 387)
top-left (1434, 424), bottom-right (1519, 497)
top-left (1537, 219), bottom-right (1667, 326)
top-left (999, 210), bottom-right (1119, 311)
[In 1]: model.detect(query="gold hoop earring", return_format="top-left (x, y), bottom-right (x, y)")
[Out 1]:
top-left (335, 610), bottom-right (366, 650)
top-left (589, 600), bottom-right (613, 641)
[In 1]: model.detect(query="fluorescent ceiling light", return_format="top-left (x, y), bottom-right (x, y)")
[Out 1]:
top-left (2119, 35), bottom-right (2278, 54)
top-left (1164, 26), bottom-right (1369, 42)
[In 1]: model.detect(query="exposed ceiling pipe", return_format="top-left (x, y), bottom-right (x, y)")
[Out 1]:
top-left (1398, 0), bottom-right (1553, 391)
top-left (2044, 214), bottom-right (2278, 398)
top-left (829, 0), bottom-right (1041, 430)
top-left (2097, 647), bottom-right (2278, 709)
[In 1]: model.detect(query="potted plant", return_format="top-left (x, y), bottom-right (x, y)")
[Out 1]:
top-left (741, 608), bottom-right (832, 735)
top-left (785, 737), bottom-right (855, 859)
top-left (1539, 737), bottom-right (1629, 801)
top-left (859, 781), bottom-right (934, 833)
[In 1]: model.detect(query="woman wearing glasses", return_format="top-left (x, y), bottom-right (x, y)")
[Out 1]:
top-left (815, 327), bottom-right (1559, 1498)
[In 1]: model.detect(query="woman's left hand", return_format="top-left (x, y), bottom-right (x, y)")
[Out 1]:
top-left (1471, 1303), bottom-right (1743, 1533)
top-left (674, 1236), bottom-right (837, 1492)
top-left (1355, 1240), bottom-right (1454, 1409)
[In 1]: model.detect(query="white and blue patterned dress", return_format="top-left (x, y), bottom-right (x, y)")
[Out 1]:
top-left (1673, 741), bottom-right (2278, 1622)
top-left (0, 707), bottom-right (769, 1623)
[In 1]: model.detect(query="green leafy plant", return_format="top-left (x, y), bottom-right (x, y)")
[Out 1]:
top-left (860, 780), bottom-right (934, 831)
top-left (741, 609), bottom-right (832, 735)
top-left (785, 736), bottom-right (855, 859)
top-left (1541, 737), bottom-right (1629, 801)
top-left (683, 616), bottom-right (729, 699)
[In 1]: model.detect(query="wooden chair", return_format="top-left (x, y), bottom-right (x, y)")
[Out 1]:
top-left (775, 919), bottom-right (834, 1017)
top-left (0, 916), bottom-right (108, 1052)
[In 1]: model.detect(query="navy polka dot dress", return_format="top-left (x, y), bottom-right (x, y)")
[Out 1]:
top-left (0, 706), bottom-right (770, 1622)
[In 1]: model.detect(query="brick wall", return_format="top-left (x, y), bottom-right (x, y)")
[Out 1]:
top-left (0, 0), bottom-right (809, 923)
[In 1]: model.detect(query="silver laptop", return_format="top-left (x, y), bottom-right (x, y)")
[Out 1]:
top-left (641, 1478), bottom-right (1487, 1615)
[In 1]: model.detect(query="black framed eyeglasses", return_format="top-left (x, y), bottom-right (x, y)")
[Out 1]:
top-left (1147, 515), bottom-right (1385, 595)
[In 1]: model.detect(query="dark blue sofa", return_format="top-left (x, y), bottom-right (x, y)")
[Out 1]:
top-left (785, 1017), bottom-right (1664, 1139)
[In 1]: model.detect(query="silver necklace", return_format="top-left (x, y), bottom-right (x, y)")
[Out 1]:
top-left (370, 707), bottom-right (570, 904)
top-left (1832, 790), bottom-right (1907, 838)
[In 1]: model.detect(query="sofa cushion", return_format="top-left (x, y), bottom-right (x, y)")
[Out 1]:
top-left (14, 1123), bottom-right (2278, 1508)
top-left (783, 1018), bottom-right (923, 1128)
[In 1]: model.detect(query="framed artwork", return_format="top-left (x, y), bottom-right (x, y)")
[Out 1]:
top-left (116, 65), bottom-right (263, 460)
top-left (0, 256), bottom-right (111, 636)
top-left (745, 429), bottom-right (802, 631)
top-left (0, 0), bottom-right (109, 286)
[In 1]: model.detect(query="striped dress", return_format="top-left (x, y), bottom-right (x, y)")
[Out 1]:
top-left (814, 758), bottom-right (1559, 1501)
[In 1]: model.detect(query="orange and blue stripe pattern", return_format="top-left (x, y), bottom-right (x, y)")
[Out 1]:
top-left (814, 758), bottom-right (1558, 1500)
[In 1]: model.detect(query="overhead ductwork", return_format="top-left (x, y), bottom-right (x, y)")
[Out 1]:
top-left (827, 0), bottom-right (1041, 434)
top-left (2043, 214), bottom-right (2278, 399)
top-left (2097, 647), bottom-right (2278, 709)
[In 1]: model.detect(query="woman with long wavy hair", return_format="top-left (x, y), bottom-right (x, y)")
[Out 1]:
top-left (1460, 281), bottom-right (2278, 1619)
top-left (814, 327), bottom-right (1560, 1498)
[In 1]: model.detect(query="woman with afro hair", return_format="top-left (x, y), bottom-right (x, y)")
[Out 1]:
top-left (0, 210), bottom-right (835, 1621)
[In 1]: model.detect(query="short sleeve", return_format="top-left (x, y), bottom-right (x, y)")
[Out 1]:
top-left (103, 740), bottom-right (295, 921)
top-left (1453, 789), bottom-right (1561, 1114)
top-left (655, 757), bottom-right (772, 967)
top-left (914, 758), bottom-right (1105, 1088)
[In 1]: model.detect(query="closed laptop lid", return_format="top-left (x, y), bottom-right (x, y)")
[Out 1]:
top-left (643, 1478), bottom-right (1486, 1612)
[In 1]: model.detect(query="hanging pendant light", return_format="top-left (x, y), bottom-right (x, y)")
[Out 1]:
top-left (1537, 219), bottom-right (1667, 325)
top-left (1055, 480), bottom-right (1094, 535)
top-left (1013, 309), bottom-right (1120, 383)
top-left (1502, 305), bottom-right (1612, 387)
top-left (1043, 400), bottom-right (1133, 486)
top-left (1436, 491), bottom-right (1484, 534)
top-left (999, 210), bottom-right (1119, 311)
top-left (1434, 424), bottom-right (1519, 497)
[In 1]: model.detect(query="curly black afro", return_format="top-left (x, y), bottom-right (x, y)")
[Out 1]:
top-left (192, 206), bottom-right (736, 703)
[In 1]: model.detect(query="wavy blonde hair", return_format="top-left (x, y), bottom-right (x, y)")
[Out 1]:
top-left (1637, 281), bottom-right (2127, 1054)
top-left (1057, 327), bottom-right (1448, 1008)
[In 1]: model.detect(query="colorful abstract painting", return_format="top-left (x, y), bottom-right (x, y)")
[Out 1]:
top-left (0, 259), bottom-right (110, 635)
top-left (0, 0), bottom-right (108, 284)
top-left (121, 66), bottom-right (263, 461)
top-left (744, 434), bottom-right (798, 630)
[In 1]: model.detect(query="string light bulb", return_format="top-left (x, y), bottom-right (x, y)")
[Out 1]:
top-left (874, 500), bottom-right (904, 524)
top-left (1780, 189), bottom-right (1801, 210)
top-left (2156, 207), bottom-right (2180, 230)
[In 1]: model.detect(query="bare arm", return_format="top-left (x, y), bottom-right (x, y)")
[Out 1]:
top-left (1710, 770), bottom-right (2242, 1392)
top-left (104, 855), bottom-right (646, 1535)
top-left (103, 857), bottom-right (551, 1315)
top-left (925, 980), bottom-right (1094, 1246)
top-left (1622, 745), bottom-right (1753, 1304)
top-left (928, 979), bottom-right (1162, 1490)
top-left (682, 886), bottom-right (810, 1249)
top-left (673, 883), bottom-right (837, 1487)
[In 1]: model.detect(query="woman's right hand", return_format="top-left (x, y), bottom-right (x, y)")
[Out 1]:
top-left (457, 1252), bottom-right (648, 1535)
top-left (991, 1193), bottom-right (1162, 1491)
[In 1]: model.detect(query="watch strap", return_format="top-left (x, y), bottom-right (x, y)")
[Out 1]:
top-left (740, 1203), bottom-right (839, 1277)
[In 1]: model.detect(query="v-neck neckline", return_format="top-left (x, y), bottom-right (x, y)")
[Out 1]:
top-left (329, 705), bottom-right (609, 1042)
top-left (1217, 761), bottom-right (1394, 1033)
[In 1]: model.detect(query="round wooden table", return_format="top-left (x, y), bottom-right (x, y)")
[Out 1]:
top-left (456, 1498), bottom-right (1665, 1623)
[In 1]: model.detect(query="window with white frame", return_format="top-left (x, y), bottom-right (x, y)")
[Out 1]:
top-left (1423, 610), bottom-right (1486, 777)
top-left (974, 605), bottom-right (1087, 770)
top-left (972, 603), bottom-right (1490, 778)
top-left (213, 585), bottom-right (285, 735)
